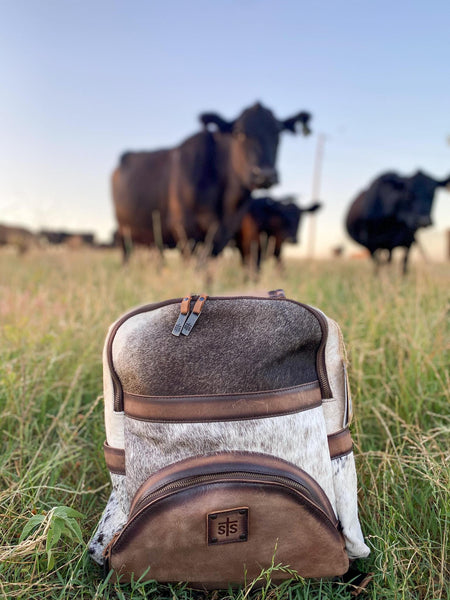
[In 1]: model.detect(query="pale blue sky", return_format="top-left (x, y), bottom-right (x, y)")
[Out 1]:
top-left (1, 0), bottom-right (449, 256)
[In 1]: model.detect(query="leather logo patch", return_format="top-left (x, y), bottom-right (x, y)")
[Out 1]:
top-left (207, 507), bottom-right (248, 545)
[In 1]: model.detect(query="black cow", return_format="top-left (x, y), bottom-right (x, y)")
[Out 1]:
top-left (112, 102), bottom-right (312, 262)
top-left (235, 196), bottom-right (322, 271)
top-left (346, 170), bottom-right (450, 272)
top-left (40, 230), bottom-right (96, 246)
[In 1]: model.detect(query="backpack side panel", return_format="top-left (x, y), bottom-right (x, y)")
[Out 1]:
top-left (322, 315), bottom-right (370, 559)
top-left (89, 320), bottom-right (128, 565)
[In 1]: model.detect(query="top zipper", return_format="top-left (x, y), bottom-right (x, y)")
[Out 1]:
top-left (181, 294), bottom-right (208, 336)
top-left (171, 295), bottom-right (192, 336)
top-left (110, 295), bottom-right (332, 412)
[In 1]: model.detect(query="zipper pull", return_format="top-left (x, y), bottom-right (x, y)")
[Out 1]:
top-left (172, 295), bottom-right (192, 336)
top-left (181, 294), bottom-right (208, 336)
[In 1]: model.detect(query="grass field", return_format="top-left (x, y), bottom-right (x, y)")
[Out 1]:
top-left (0, 248), bottom-right (448, 599)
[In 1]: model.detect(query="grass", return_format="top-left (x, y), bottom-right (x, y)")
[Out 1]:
top-left (0, 247), bottom-right (448, 599)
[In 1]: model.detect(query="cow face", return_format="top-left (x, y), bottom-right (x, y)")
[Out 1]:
top-left (200, 103), bottom-right (311, 191)
top-left (278, 200), bottom-right (321, 243)
top-left (401, 171), bottom-right (441, 229)
top-left (277, 202), bottom-right (301, 243)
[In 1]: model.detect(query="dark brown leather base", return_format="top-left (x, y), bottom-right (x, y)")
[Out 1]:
top-left (108, 479), bottom-right (348, 587)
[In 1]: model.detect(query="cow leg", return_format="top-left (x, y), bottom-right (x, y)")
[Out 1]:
top-left (274, 243), bottom-right (284, 273)
top-left (172, 223), bottom-right (192, 262)
top-left (273, 234), bottom-right (285, 273)
top-left (238, 214), bottom-right (260, 280)
top-left (249, 240), bottom-right (261, 280)
top-left (371, 250), bottom-right (381, 275)
top-left (151, 209), bottom-right (166, 266)
top-left (259, 232), bottom-right (269, 263)
top-left (120, 230), bottom-right (132, 264)
top-left (402, 246), bottom-right (411, 275)
top-left (195, 222), bottom-right (219, 269)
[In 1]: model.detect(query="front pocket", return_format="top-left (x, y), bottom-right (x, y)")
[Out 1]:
top-left (106, 452), bottom-right (348, 588)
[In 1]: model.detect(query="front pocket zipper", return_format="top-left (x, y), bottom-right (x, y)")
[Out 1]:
top-left (130, 471), bottom-right (336, 525)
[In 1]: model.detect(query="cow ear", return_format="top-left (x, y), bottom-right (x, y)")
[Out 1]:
top-left (279, 112), bottom-right (312, 135)
top-left (199, 112), bottom-right (234, 133)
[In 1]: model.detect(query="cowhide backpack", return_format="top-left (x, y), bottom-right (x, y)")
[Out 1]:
top-left (89, 291), bottom-right (370, 589)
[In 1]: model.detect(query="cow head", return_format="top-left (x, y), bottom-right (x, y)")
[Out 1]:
top-left (279, 199), bottom-right (322, 243)
top-left (200, 103), bottom-right (312, 190)
top-left (400, 171), bottom-right (444, 229)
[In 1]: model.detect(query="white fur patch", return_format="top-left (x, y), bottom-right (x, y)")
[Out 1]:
top-left (332, 453), bottom-right (370, 558)
top-left (124, 406), bottom-right (337, 515)
top-left (88, 489), bottom-right (128, 565)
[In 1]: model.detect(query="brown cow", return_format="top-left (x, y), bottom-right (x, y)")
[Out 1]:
top-left (0, 224), bottom-right (36, 253)
top-left (112, 102), bottom-right (312, 262)
top-left (235, 196), bottom-right (322, 271)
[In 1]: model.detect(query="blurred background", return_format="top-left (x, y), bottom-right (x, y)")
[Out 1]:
top-left (1, 0), bottom-right (449, 260)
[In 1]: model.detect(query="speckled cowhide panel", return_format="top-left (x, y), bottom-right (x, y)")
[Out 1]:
top-left (124, 406), bottom-right (336, 513)
top-left (111, 299), bottom-right (322, 396)
top-left (331, 453), bottom-right (370, 558)
top-left (88, 485), bottom-right (127, 565)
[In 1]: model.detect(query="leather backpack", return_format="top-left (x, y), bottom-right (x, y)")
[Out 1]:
top-left (89, 291), bottom-right (369, 589)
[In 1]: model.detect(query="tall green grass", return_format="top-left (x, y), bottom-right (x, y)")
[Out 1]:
top-left (0, 248), bottom-right (448, 599)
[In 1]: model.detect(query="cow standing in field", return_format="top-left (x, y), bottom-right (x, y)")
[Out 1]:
top-left (346, 170), bottom-right (450, 273)
top-left (112, 102), bottom-right (312, 262)
top-left (235, 196), bottom-right (322, 272)
top-left (0, 224), bottom-right (36, 253)
top-left (39, 230), bottom-right (96, 246)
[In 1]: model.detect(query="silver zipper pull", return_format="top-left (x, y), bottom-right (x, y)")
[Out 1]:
top-left (181, 294), bottom-right (208, 336)
top-left (172, 295), bottom-right (192, 336)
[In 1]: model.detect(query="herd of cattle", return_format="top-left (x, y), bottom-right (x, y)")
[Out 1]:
top-left (0, 226), bottom-right (103, 253)
top-left (2, 102), bottom-right (449, 272)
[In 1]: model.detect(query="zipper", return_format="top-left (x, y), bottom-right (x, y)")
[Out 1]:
top-left (110, 295), bottom-right (332, 411)
top-left (181, 294), bottom-right (208, 336)
top-left (171, 295), bottom-right (192, 336)
top-left (130, 471), bottom-right (335, 524)
top-left (300, 305), bottom-right (331, 398)
top-left (107, 469), bottom-right (340, 557)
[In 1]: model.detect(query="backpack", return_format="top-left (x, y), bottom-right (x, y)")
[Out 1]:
top-left (89, 291), bottom-right (370, 589)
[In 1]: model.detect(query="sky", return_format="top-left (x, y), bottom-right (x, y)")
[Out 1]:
top-left (1, 0), bottom-right (449, 259)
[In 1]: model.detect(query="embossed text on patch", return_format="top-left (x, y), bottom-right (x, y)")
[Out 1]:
top-left (207, 507), bottom-right (249, 545)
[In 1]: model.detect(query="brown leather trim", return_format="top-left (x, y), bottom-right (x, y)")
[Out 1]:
top-left (123, 381), bottom-right (321, 422)
top-left (192, 294), bottom-right (208, 314)
top-left (328, 427), bottom-right (353, 459)
top-left (104, 442), bottom-right (126, 475)
top-left (180, 295), bottom-right (191, 315)
top-left (129, 451), bottom-right (337, 526)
